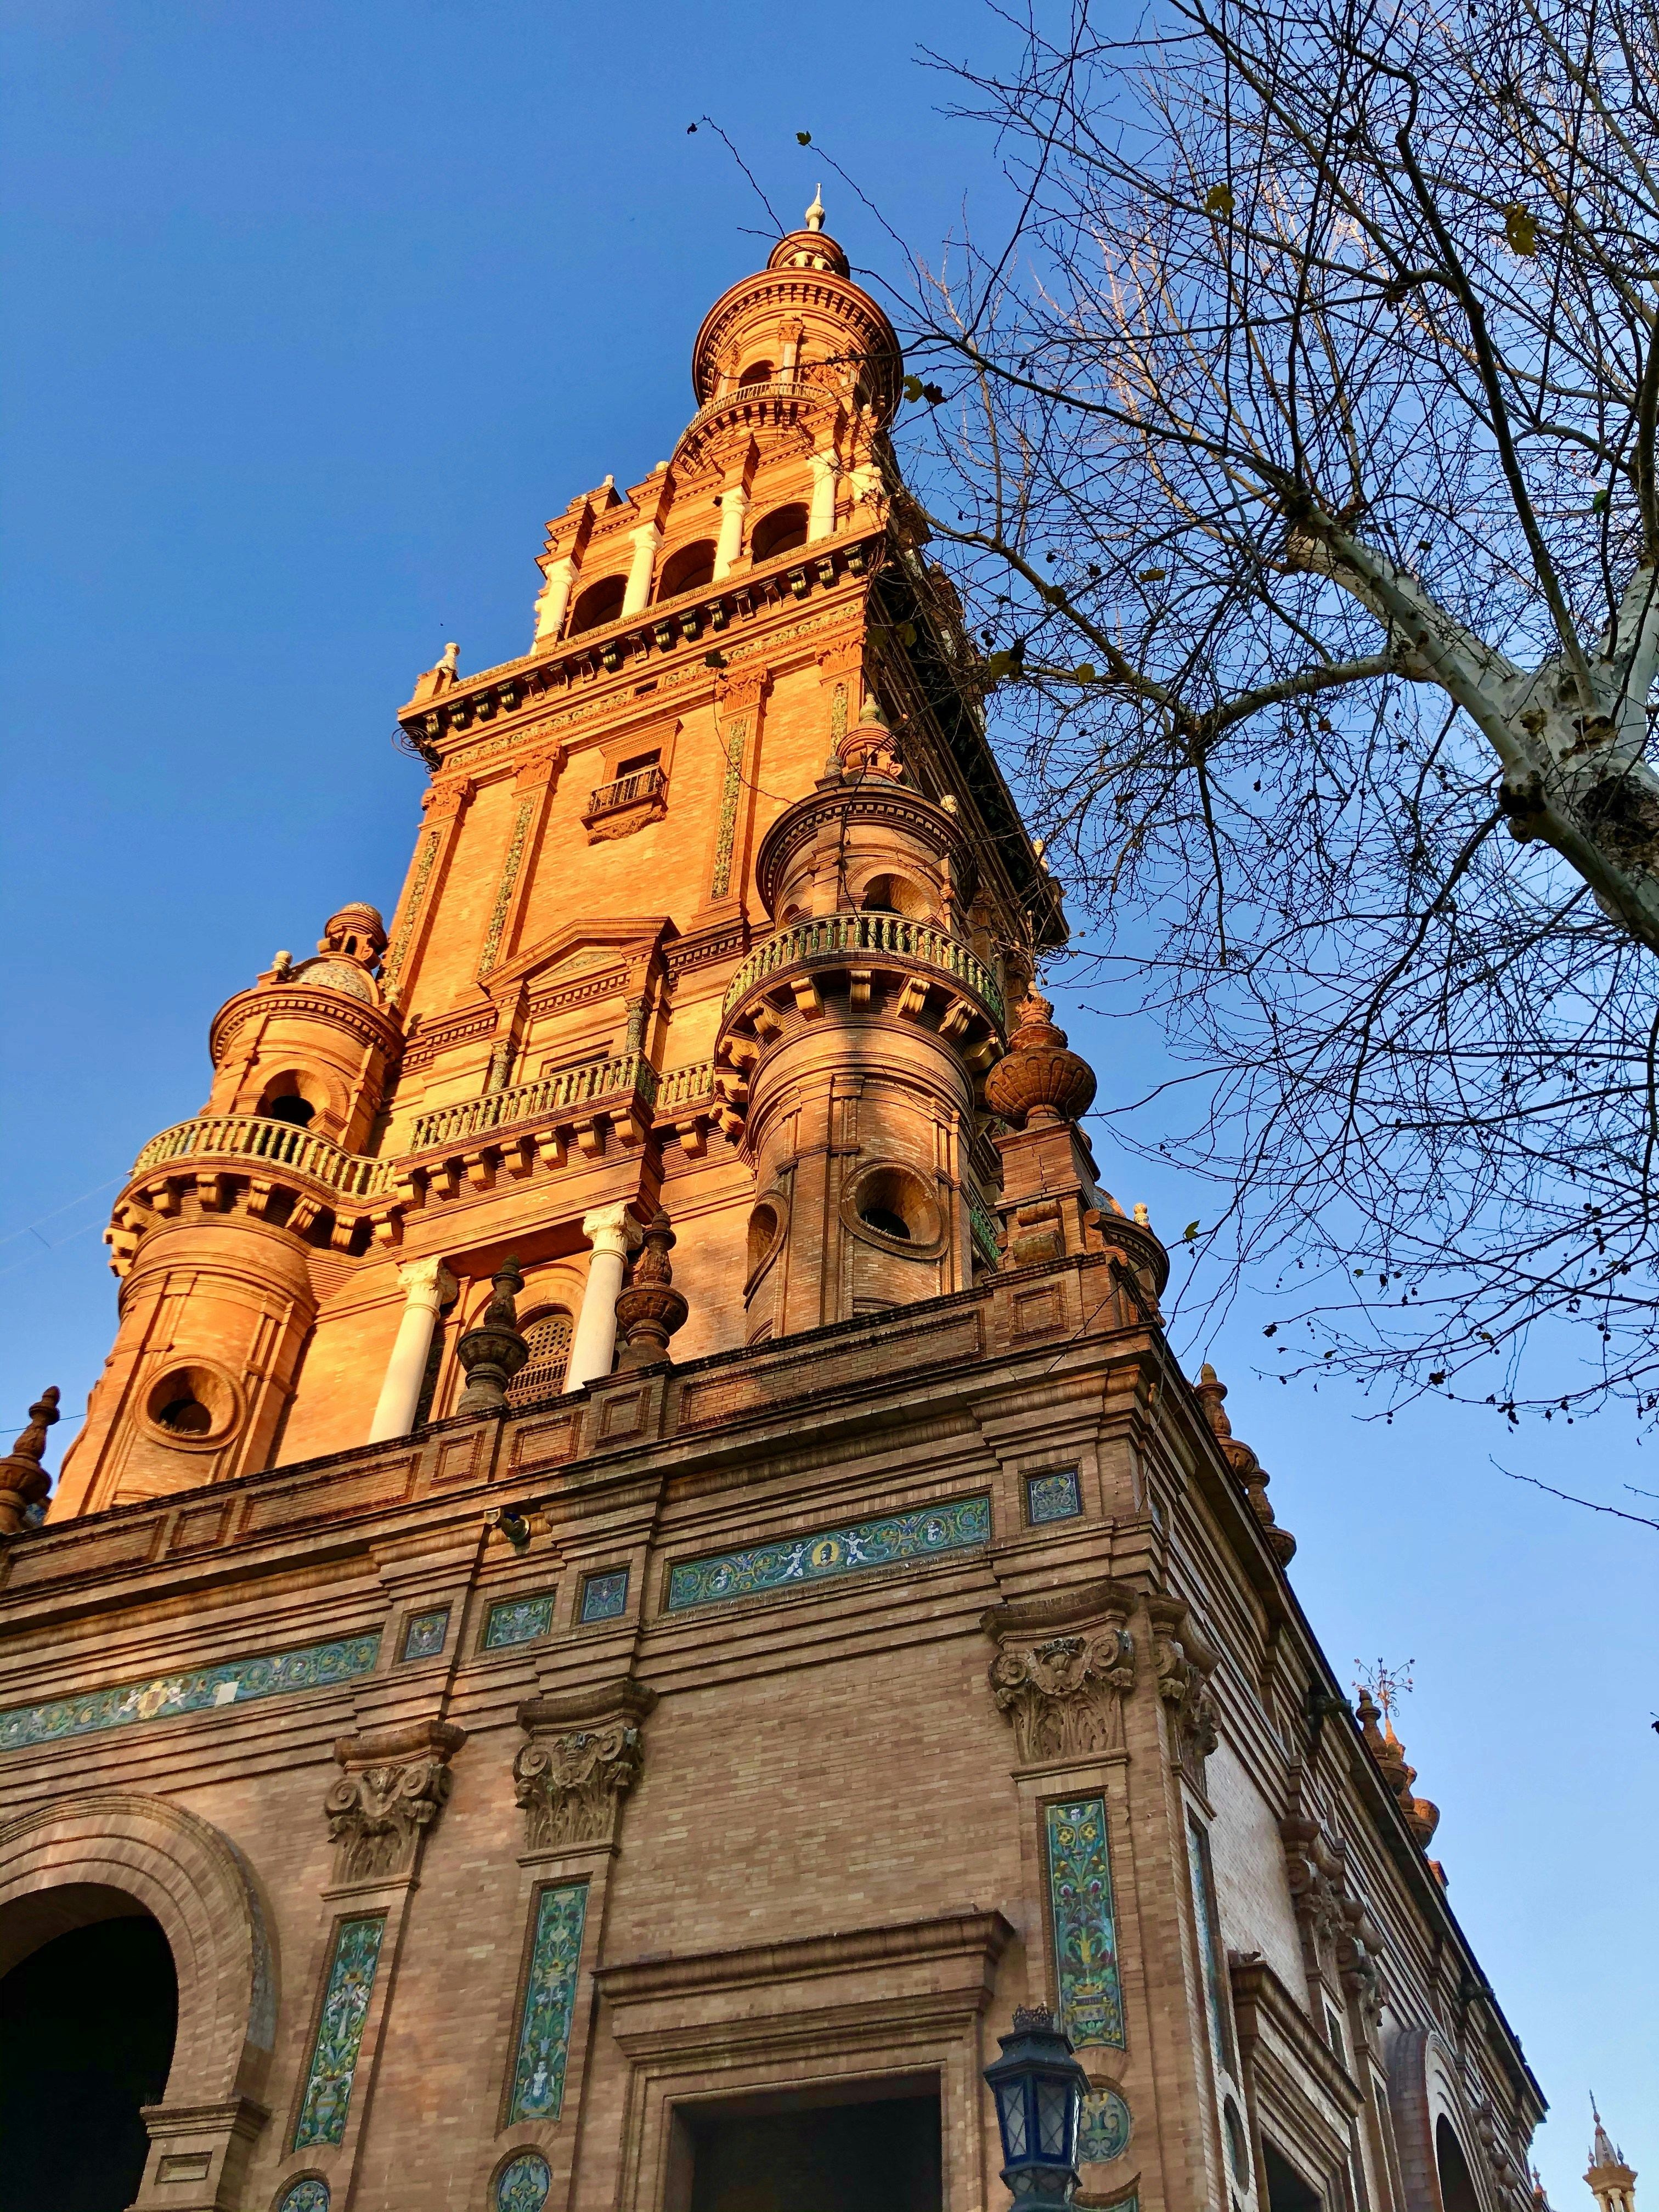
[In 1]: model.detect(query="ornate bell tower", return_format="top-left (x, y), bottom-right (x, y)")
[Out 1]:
top-left (52, 194), bottom-right (1065, 1516)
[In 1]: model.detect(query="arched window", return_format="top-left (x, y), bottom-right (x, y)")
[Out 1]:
top-left (507, 1310), bottom-right (574, 1406)
top-left (568, 575), bottom-right (628, 635)
top-left (750, 503), bottom-right (809, 563)
top-left (658, 539), bottom-right (718, 599)
top-left (737, 359), bottom-right (775, 390)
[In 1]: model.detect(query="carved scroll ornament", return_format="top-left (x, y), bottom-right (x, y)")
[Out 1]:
top-left (325, 1718), bottom-right (467, 1886)
top-left (514, 1677), bottom-right (657, 1853)
top-left (1147, 1594), bottom-right (1220, 1790)
top-left (983, 1580), bottom-right (1138, 1764)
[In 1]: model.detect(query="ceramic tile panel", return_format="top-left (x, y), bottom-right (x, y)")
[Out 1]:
top-left (496, 2152), bottom-right (552, 2212)
top-left (399, 1608), bottom-right (450, 1661)
top-left (483, 1592), bottom-right (557, 1650)
top-left (0, 1633), bottom-right (381, 1754)
top-left (665, 1494), bottom-right (991, 1612)
top-left (276, 2182), bottom-right (330, 2212)
top-left (1080, 2088), bottom-right (1132, 2164)
top-left (507, 1883), bottom-right (588, 2123)
top-left (293, 1915), bottom-right (386, 2149)
top-left (579, 1570), bottom-right (628, 1624)
top-left (1026, 1469), bottom-right (1082, 1524)
top-left (1045, 1796), bottom-right (1126, 2049)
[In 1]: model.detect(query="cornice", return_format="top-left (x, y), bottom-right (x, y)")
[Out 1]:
top-left (594, 1907), bottom-right (1013, 2006)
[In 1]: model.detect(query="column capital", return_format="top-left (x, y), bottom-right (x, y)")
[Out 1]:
top-left (629, 518), bottom-right (663, 548)
top-left (396, 1256), bottom-right (456, 1307)
top-left (582, 1204), bottom-right (644, 1258)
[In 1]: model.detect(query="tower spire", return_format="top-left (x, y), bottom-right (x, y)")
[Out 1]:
top-left (804, 183), bottom-right (825, 232)
top-left (1587, 2102), bottom-right (1638, 2212)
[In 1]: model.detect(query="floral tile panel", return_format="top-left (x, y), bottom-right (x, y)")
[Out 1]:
top-left (1046, 1795), bottom-right (1127, 2049)
top-left (0, 1633), bottom-right (382, 1755)
top-left (483, 1592), bottom-right (557, 1650)
top-left (1026, 1468), bottom-right (1082, 1524)
top-left (399, 1608), bottom-right (450, 1661)
top-left (496, 2153), bottom-right (551, 2212)
top-left (507, 1882), bottom-right (589, 2122)
top-left (293, 1914), bottom-right (386, 2149)
top-left (666, 1494), bottom-right (991, 1612)
top-left (1080, 2087), bottom-right (1132, 2164)
top-left (580, 1570), bottom-right (628, 1624)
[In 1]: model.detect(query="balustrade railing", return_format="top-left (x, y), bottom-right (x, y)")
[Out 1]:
top-left (722, 912), bottom-right (1005, 1023)
top-left (407, 1051), bottom-right (658, 1155)
top-left (129, 1115), bottom-right (394, 1200)
top-left (585, 764), bottom-right (667, 819)
top-left (654, 1060), bottom-right (717, 1113)
top-left (968, 1190), bottom-right (1004, 1266)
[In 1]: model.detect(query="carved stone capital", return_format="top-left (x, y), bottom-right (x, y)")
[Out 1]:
top-left (982, 1579), bottom-right (1138, 1764)
top-left (1147, 1594), bottom-right (1220, 1789)
top-left (324, 1718), bottom-right (467, 1887)
top-left (514, 1677), bottom-right (657, 1854)
top-left (1279, 1759), bottom-right (1383, 2027)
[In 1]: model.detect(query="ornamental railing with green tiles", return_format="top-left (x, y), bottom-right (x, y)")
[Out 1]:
top-left (406, 1052), bottom-right (659, 1154)
top-left (129, 1115), bottom-right (397, 1200)
top-left (968, 1189), bottom-right (1004, 1266)
top-left (653, 1060), bottom-right (718, 1114)
top-left (722, 913), bottom-right (1006, 1023)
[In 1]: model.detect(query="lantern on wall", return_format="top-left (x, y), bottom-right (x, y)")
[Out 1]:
top-left (984, 2004), bottom-right (1089, 2206)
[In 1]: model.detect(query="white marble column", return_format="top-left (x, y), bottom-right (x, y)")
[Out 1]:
top-left (532, 556), bottom-right (576, 646)
top-left (808, 449), bottom-right (841, 543)
top-left (712, 485), bottom-right (749, 579)
top-left (622, 523), bottom-right (662, 616)
top-left (368, 1258), bottom-right (456, 1442)
top-left (566, 1205), bottom-right (643, 1390)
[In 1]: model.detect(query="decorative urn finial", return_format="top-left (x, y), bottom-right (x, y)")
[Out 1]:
top-left (455, 1261), bottom-right (529, 1414)
top-left (614, 1210), bottom-right (690, 1369)
top-left (983, 990), bottom-right (1098, 1128)
top-left (0, 1386), bottom-right (59, 1536)
top-left (805, 185), bottom-right (826, 233)
top-left (831, 694), bottom-right (906, 783)
top-left (1195, 1362), bottom-right (1296, 1565)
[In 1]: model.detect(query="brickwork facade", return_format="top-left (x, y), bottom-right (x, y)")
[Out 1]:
top-left (0, 206), bottom-right (1545, 2212)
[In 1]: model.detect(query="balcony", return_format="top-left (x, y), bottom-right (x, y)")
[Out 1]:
top-left (723, 912), bottom-right (1006, 1025)
top-left (581, 763), bottom-right (668, 842)
top-left (129, 1114), bottom-right (396, 1201)
top-left (405, 1052), bottom-right (658, 1156)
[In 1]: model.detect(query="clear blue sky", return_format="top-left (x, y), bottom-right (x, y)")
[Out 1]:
top-left (1, 5), bottom-right (1650, 2199)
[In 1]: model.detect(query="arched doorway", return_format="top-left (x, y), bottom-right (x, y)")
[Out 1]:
top-left (1436, 2116), bottom-right (1484, 2212)
top-left (0, 1887), bottom-right (178, 2211)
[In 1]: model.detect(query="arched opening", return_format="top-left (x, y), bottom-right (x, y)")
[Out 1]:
top-left (507, 1310), bottom-right (575, 1406)
top-left (658, 539), bottom-right (718, 599)
top-left (0, 1897), bottom-right (178, 2211)
top-left (143, 1362), bottom-right (239, 1447)
top-left (860, 873), bottom-right (932, 922)
top-left (747, 1201), bottom-right (781, 1276)
top-left (1436, 2118), bottom-right (1483, 2212)
top-left (737, 358), bottom-right (775, 390)
top-left (264, 1094), bottom-right (315, 1127)
top-left (569, 574), bottom-right (628, 635)
top-left (851, 1166), bottom-right (939, 1247)
top-left (1261, 2140), bottom-right (1323, 2212)
top-left (750, 503), bottom-right (809, 563)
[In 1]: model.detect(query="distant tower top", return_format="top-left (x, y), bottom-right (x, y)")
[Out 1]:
top-left (1586, 2103), bottom-right (1638, 2212)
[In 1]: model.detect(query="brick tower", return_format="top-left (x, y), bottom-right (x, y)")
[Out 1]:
top-left (1, 202), bottom-right (1547, 2212)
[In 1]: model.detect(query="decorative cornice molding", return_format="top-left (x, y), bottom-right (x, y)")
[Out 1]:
top-left (594, 1907), bottom-right (1014, 2007)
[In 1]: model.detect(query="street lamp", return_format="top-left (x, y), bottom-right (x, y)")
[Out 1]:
top-left (984, 2004), bottom-right (1090, 2208)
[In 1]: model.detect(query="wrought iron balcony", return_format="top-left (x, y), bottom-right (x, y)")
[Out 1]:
top-left (723, 912), bottom-right (1006, 1024)
top-left (583, 764), bottom-right (667, 827)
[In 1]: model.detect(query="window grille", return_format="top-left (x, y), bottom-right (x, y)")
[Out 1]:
top-left (507, 1312), bottom-right (573, 1406)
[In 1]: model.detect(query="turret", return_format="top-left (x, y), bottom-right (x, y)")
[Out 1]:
top-left (53, 903), bottom-right (403, 1517)
top-left (1587, 2106), bottom-right (1638, 2212)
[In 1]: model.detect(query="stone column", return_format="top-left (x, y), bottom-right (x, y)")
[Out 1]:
top-left (712, 485), bottom-right (749, 579)
top-left (532, 556), bottom-right (577, 646)
top-left (808, 449), bottom-right (840, 542)
top-left (566, 1205), bottom-right (643, 1390)
top-left (622, 523), bottom-right (661, 616)
top-left (368, 1259), bottom-right (455, 1442)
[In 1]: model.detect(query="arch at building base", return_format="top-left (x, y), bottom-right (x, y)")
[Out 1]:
top-left (0, 1792), bottom-right (276, 2210)
top-left (1386, 2024), bottom-right (1497, 2212)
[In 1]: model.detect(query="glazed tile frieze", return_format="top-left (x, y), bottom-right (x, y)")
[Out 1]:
top-left (665, 1494), bottom-right (991, 1611)
top-left (0, 1632), bottom-right (381, 1754)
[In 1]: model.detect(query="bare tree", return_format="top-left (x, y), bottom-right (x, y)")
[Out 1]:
top-left (892, 0), bottom-right (1659, 1425)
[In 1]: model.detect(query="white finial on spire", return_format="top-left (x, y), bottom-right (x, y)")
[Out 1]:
top-left (805, 184), bottom-right (825, 233)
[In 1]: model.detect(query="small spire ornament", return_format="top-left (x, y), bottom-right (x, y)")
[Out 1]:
top-left (805, 185), bottom-right (826, 233)
top-left (455, 1261), bottom-right (529, 1414)
top-left (614, 1210), bottom-right (690, 1369)
top-left (0, 1386), bottom-right (59, 1536)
